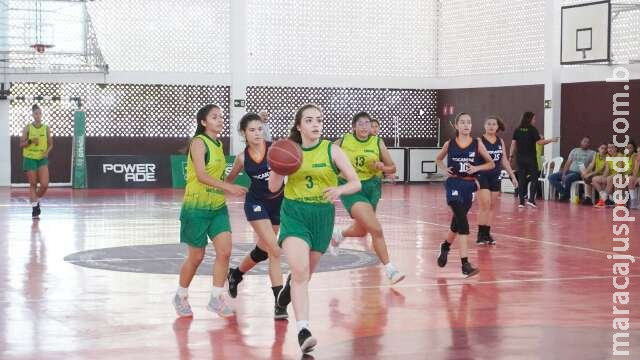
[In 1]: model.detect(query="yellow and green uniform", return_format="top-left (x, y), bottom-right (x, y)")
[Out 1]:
top-left (536, 143), bottom-right (544, 171)
top-left (22, 123), bottom-right (49, 171)
top-left (593, 153), bottom-right (606, 175)
top-left (278, 139), bottom-right (338, 253)
top-left (624, 154), bottom-right (636, 176)
top-left (338, 133), bottom-right (383, 215)
top-left (179, 134), bottom-right (230, 248)
top-left (606, 153), bottom-right (632, 176)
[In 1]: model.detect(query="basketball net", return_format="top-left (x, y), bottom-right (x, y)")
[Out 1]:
top-left (33, 47), bottom-right (52, 72)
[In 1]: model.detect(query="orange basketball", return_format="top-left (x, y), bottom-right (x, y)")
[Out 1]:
top-left (268, 139), bottom-right (302, 175)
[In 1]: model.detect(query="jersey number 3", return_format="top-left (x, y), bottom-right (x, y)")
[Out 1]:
top-left (305, 176), bottom-right (314, 189)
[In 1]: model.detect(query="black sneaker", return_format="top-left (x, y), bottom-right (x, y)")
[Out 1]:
top-left (476, 234), bottom-right (488, 245)
top-left (276, 274), bottom-right (291, 308)
top-left (437, 241), bottom-right (450, 268)
top-left (32, 202), bottom-right (41, 219)
top-left (582, 197), bottom-right (593, 206)
top-left (227, 268), bottom-right (243, 298)
top-left (298, 328), bottom-right (317, 353)
top-left (274, 305), bottom-right (288, 320)
top-left (462, 262), bottom-right (480, 278)
top-left (605, 199), bottom-right (616, 207)
top-left (486, 234), bottom-right (496, 245)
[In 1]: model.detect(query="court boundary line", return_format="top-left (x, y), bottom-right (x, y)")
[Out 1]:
top-left (378, 213), bottom-right (635, 257)
top-left (309, 274), bottom-right (640, 292)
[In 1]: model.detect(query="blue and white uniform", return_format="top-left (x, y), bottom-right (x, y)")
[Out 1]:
top-left (477, 136), bottom-right (503, 192)
top-left (243, 142), bottom-right (284, 224)
top-left (445, 138), bottom-right (482, 235)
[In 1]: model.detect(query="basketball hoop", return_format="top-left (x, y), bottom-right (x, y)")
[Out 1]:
top-left (30, 43), bottom-right (54, 54)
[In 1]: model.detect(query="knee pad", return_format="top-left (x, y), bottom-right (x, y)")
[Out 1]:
top-left (457, 220), bottom-right (470, 235)
top-left (250, 246), bottom-right (269, 263)
top-left (450, 217), bottom-right (458, 233)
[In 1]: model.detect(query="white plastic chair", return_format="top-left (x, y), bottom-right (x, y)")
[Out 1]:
top-left (537, 157), bottom-right (564, 200)
top-left (570, 180), bottom-right (586, 202)
top-left (500, 170), bottom-right (515, 193)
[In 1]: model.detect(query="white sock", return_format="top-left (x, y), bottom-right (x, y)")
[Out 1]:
top-left (630, 191), bottom-right (637, 200)
top-left (176, 286), bottom-right (188, 298)
top-left (296, 320), bottom-right (309, 332)
top-left (600, 191), bottom-right (607, 200)
top-left (31, 202), bottom-right (38, 207)
top-left (384, 263), bottom-right (396, 275)
top-left (211, 286), bottom-right (224, 298)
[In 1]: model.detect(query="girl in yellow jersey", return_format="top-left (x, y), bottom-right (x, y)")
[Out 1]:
top-left (584, 143), bottom-right (607, 206)
top-left (329, 111), bottom-right (405, 284)
top-left (172, 104), bottom-right (247, 318)
top-left (268, 104), bottom-right (360, 354)
top-left (598, 142), bottom-right (634, 207)
top-left (594, 142), bottom-right (620, 207)
top-left (629, 147), bottom-right (640, 209)
top-left (623, 141), bottom-right (638, 208)
top-left (19, 104), bottom-right (53, 219)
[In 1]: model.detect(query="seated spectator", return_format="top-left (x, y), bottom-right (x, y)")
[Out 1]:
top-left (629, 148), bottom-right (640, 209)
top-left (622, 140), bottom-right (638, 208)
top-left (548, 136), bottom-right (595, 201)
top-left (595, 142), bottom-right (624, 207)
top-left (581, 143), bottom-right (607, 205)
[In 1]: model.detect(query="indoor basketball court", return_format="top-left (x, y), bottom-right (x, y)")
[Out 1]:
top-left (1, 1), bottom-right (639, 359)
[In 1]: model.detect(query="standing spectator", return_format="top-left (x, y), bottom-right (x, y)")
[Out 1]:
top-left (370, 118), bottom-right (381, 136)
top-left (259, 110), bottom-right (273, 142)
top-left (509, 111), bottom-right (558, 208)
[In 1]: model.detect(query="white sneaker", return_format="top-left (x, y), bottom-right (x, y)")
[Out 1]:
top-left (173, 294), bottom-right (193, 318)
top-left (206, 294), bottom-right (234, 318)
top-left (526, 201), bottom-right (537, 208)
top-left (328, 227), bottom-right (344, 256)
top-left (386, 268), bottom-right (405, 284)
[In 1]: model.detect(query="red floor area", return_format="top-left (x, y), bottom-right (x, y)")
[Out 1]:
top-left (1, 185), bottom-right (638, 359)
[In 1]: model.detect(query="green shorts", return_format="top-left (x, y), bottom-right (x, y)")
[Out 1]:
top-left (339, 176), bottom-right (382, 216)
top-left (179, 205), bottom-right (231, 248)
top-left (23, 157), bottom-right (48, 172)
top-left (278, 199), bottom-right (335, 253)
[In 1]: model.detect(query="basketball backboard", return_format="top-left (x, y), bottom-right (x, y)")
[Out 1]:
top-left (561, 0), bottom-right (611, 64)
top-left (0, 0), bottom-right (107, 74)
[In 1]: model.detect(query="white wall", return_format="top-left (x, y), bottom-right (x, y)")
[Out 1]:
top-left (3, 0), bottom-right (639, 184)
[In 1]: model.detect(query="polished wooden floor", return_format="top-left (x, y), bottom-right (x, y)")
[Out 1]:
top-left (1, 185), bottom-right (638, 359)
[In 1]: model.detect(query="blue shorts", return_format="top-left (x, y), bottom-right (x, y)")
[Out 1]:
top-left (445, 178), bottom-right (477, 208)
top-left (477, 172), bottom-right (501, 192)
top-left (243, 194), bottom-right (283, 225)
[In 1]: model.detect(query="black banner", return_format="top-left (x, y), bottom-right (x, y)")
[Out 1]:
top-left (86, 155), bottom-right (171, 188)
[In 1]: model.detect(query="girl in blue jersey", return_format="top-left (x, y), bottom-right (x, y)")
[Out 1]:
top-left (435, 112), bottom-right (495, 278)
top-left (476, 116), bottom-right (517, 245)
top-left (225, 112), bottom-right (287, 320)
